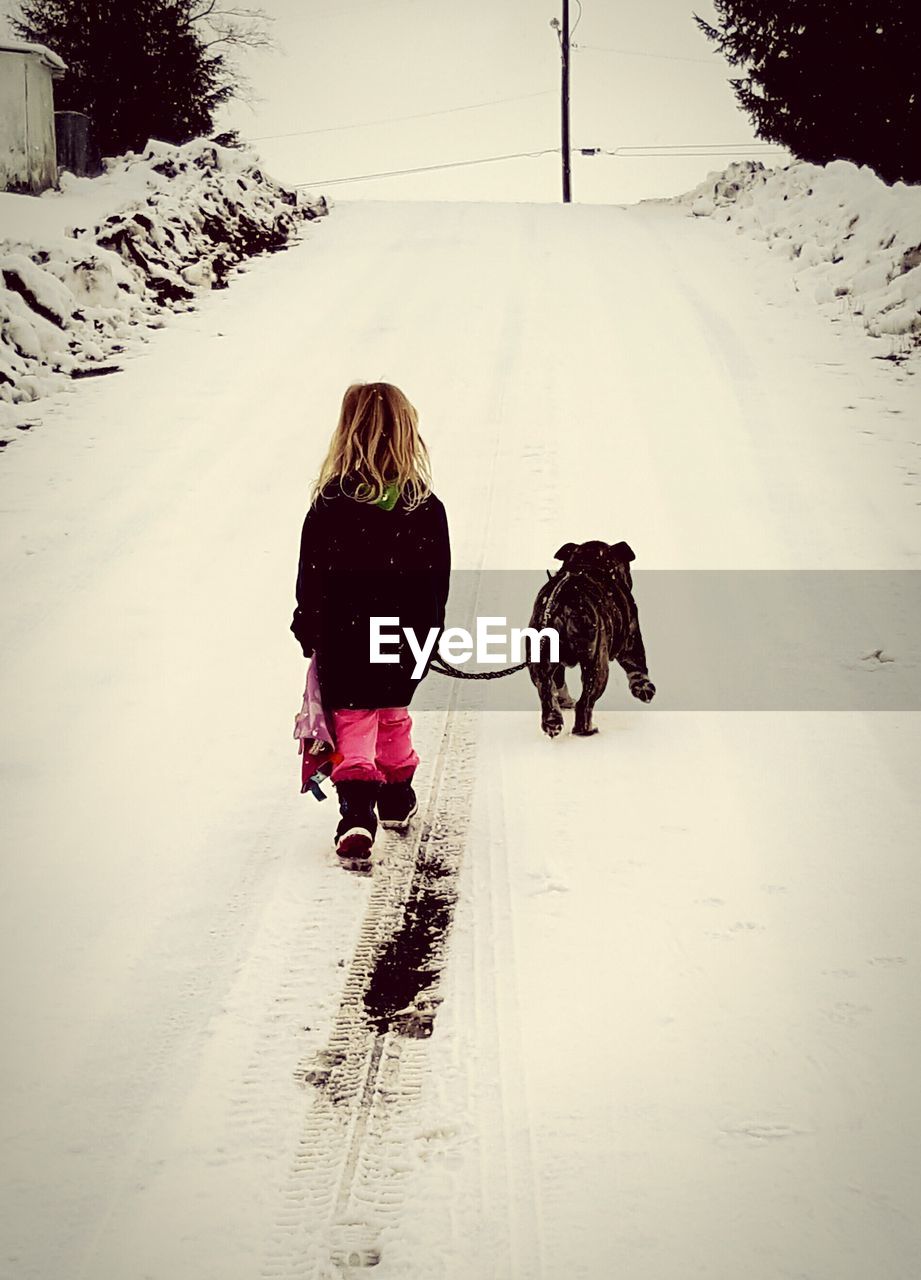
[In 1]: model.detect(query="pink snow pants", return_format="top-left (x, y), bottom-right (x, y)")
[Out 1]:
top-left (330, 707), bottom-right (419, 785)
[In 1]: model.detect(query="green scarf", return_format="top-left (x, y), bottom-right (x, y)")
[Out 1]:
top-left (374, 482), bottom-right (401, 511)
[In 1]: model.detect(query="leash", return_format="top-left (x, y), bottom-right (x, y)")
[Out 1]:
top-left (428, 566), bottom-right (560, 681)
top-left (428, 653), bottom-right (529, 680)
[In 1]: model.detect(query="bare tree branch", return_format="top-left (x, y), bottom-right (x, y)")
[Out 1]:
top-left (186, 1), bottom-right (274, 52)
top-left (186, 0), bottom-right (218, 25)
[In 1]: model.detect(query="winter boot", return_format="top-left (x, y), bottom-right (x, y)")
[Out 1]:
top-left (335, 779), bottom-right (380, 869)
top-left (377, 778), bottom-right (418, 832)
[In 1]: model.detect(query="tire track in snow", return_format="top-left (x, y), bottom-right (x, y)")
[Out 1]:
top-left (263, 703), bottom-right (475, 1276)
top-left (467, 758), bottom-right (545, 1278)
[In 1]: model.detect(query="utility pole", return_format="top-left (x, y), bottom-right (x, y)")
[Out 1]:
top-left (560, 0), bottom-right (572, 202)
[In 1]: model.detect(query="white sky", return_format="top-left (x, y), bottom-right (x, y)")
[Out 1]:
top-left (219, 0), bottom-right (789, 203)
top-left (0, 0), bottom-right (790, 204)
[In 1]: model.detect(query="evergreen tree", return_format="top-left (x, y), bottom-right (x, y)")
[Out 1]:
top-left (13, 0), bottom-right (269, 157)
top-left (695, 1), bottom-right (921, 185)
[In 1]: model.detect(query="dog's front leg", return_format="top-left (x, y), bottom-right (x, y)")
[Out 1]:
top-left (573, 657), bottom-right (609, 736)
top-left (617, 624), bottom-right (656, 703)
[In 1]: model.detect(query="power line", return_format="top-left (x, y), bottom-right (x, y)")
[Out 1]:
top-left (603, 142), bottom-right (782, 149)
top-left (247, 89), bottom-right (556, 143)
top-left (293, 148), bottom-right (558, 189)
top-left (590, 142), bottom-right (777, 154)
top-left (598, 146), bottom-right (787, 158)
top-left (291, 142), bottom-right (786, 189)
top-left (576, 43), bottom-right (719, 65)
top-left (604, 142), bottom-right (779, 151)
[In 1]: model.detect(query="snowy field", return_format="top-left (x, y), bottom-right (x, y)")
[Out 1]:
top-left (1, 195), bottom-right (920, 1279)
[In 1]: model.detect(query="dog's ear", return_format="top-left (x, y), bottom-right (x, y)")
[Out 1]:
top-left (609, 541), bottom-right (635, 563)
top-left (554, 542), bottom-right (577, 562)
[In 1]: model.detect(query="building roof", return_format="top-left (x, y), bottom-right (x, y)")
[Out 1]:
top-left (0, 38), bottom-right (67, 74)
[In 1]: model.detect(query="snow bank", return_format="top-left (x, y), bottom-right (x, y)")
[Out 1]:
top-left (673, 159), bottom-right (921, 356)
top-left (0, 139), bottom-right (326, 428)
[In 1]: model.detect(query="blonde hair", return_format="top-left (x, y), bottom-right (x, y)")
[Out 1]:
top-left (313, 382), bottom-right (433, 510)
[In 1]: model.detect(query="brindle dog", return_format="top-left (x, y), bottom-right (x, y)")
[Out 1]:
top-left (528, 540), bottom-right (656, 737)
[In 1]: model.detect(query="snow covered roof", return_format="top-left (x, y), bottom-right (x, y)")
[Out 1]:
top-left (0, 38), bottom-right (67, 74)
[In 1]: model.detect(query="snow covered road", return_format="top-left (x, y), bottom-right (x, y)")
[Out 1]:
top-left (1, 200), bottom-right (919, 1279)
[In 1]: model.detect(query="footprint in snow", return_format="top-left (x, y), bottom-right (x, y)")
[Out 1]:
top-left (720, 1121), bottom-right (808, 1144)
top-left (825, 1001), bottom-right (872, 1025)
top-left (859, 648), bottom-right (896, 665)
top-left (705, 921), bottom-right (764, 942)
top-left (527, 873), bottom-right (569, 897)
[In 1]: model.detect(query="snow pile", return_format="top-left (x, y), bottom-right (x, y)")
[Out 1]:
top-left (0, 38), bottom-right (67, 71)
top-left (0, 139), bottom-right (326, 427)
top-left (674, 159), bottom-right (921, 354)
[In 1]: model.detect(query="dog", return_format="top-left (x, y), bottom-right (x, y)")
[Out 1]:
top-left (528, 540), bottom-right (655, 737)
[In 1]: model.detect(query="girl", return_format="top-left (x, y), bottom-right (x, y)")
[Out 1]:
top-left (291, 382), bottom-right (451, 867)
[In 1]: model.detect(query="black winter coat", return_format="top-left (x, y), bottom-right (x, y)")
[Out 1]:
top-left (291, 483), bottom-right (451, 710)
